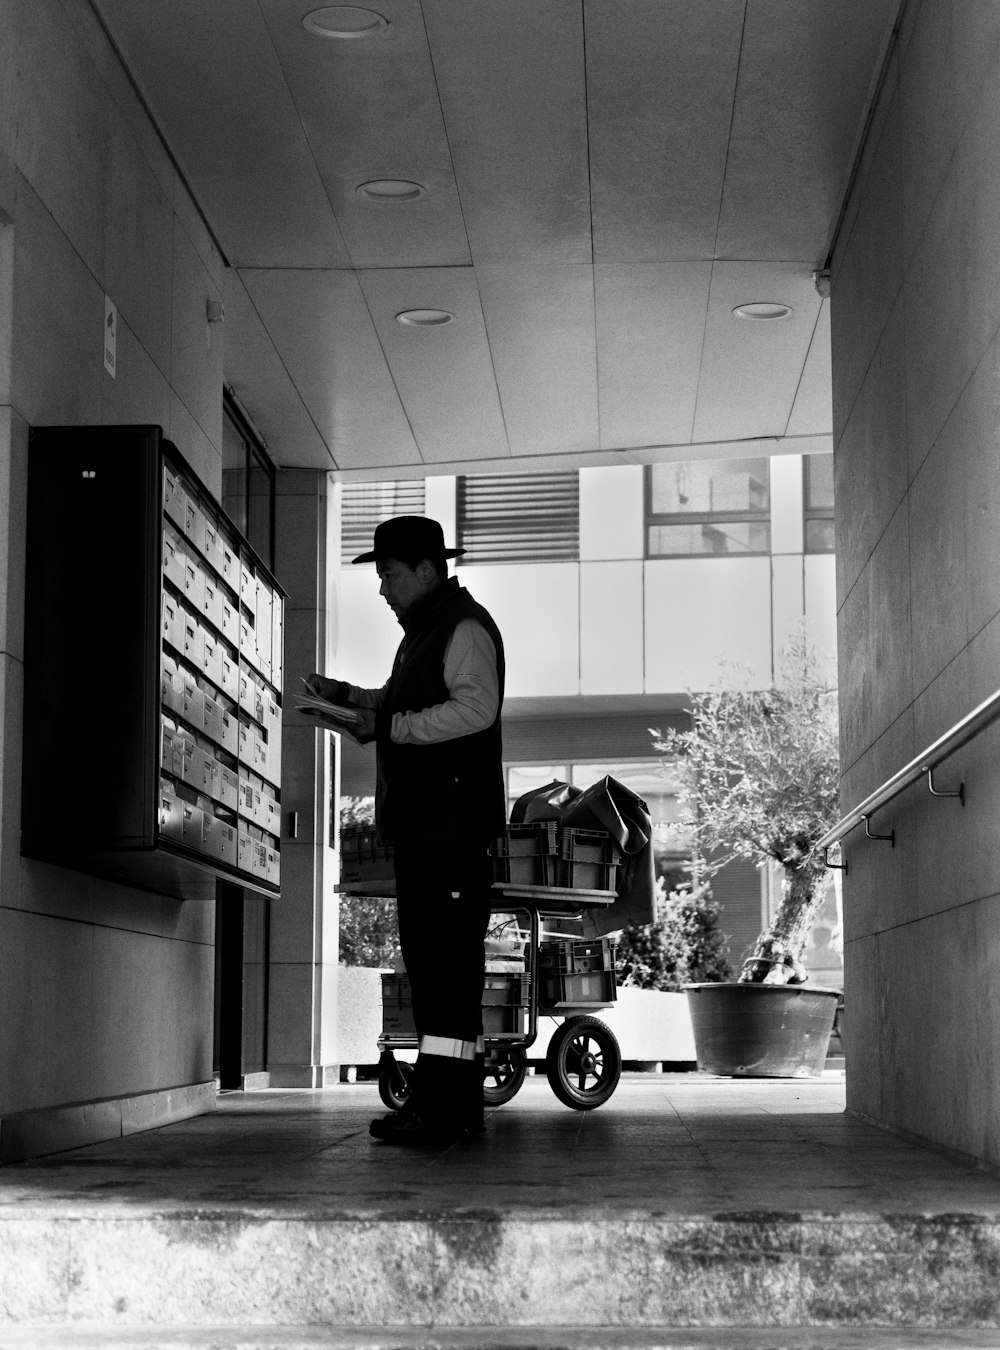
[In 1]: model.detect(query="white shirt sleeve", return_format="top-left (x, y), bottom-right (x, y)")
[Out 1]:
top-left (390, 618), bottom-right (500, 745)
top-left (344, 681), bottom-right (387, 711)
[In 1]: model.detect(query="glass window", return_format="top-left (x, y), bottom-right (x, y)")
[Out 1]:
top-left (222, 411), bottom-right (248, 539)
top-left (645, 459), bottom-right (770, 557)
top-left (569, 760), bottom-right (693, 860)
top-left (223, 395), bottom-right (275, 568)
top-left (506, 764), bottom-right (568, 816)
top-left (804, 454), bottom-right (835, 554)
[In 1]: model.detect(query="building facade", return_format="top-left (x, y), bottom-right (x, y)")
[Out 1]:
top-left (335, 456), bottom-right (838, 974)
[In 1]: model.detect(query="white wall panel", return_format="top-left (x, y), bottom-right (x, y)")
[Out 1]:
top-left (424, 476), bottom-right (457, 542)
top-left (579, 466), bottom-right (643, 560)
top-left (771, 554), bottom-right (805, 660)
top-left (459, 563), bottom-right (579, 698)
top-left (805, 553), bottom-right (838, 682)
top-left (581, 561), bottom-right (644, 694)
top-left (644, 558), bottom-right (772, 691)
top-left (770, 455), bottom-right (804, 554)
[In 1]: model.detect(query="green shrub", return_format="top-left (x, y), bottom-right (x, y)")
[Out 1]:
top-left (340, 795), bottom-right (376, 826)
top-left (617, 881), bottom-right (732, 992)
top-left (339, 894), bottom-right (399, 968)
top-left (337, 795), bottom-right (399, 968)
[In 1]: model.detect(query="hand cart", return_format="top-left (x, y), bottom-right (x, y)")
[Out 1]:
top-left (337, 880), bottom-right (624, 1112)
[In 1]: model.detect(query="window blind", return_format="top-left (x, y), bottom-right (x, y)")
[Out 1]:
top-left (457, 472), bottom-right (579, 564)
top-left (340, 480), bottom-right (425, 564)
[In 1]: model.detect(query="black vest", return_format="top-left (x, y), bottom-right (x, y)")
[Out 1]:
top-left (375, 577), bottom-right (505, 845)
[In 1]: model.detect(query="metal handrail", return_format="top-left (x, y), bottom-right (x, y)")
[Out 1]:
top-left (818, 685), bottom-right (1000, 869)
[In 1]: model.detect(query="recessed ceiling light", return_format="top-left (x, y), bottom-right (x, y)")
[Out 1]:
top-left (396, 309), bottom-right (454, 327)
top-left (302, 7), bottom-right (388, 39)
top-left (732, 302), bottom-right (794, 321)
top-left (356, 179), bottom-right (427, 202)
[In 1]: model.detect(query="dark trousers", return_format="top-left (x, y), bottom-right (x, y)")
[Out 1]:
top-left (393, 836), bottom-right (491, 1127)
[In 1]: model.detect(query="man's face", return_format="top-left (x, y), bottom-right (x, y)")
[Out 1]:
top-left (377, 557), bottom-right (433, 619)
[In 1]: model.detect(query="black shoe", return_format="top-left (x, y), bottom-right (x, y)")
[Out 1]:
top-left (369, 1111), bottom-right (485, 1146)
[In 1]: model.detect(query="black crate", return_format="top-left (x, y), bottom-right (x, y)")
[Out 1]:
top-left (490, 821), bottom-right (560, 886)
top-left (540, 968), bottom-right (617, 1009)
top-left (482, 1005), bottom-right (526, 1036)
top-left (380, 973), bottom-right (415, 1035)
top-left (381, 971), bottom-right (530, 1038)
top-left (482, 972), bottom-right (530, 1007)
top-left (555, 827), bottom-right (622, 891)
top-left (540, 936), bottom-right (616, 976)
top-left (341, 824), bottom-right (394, 883)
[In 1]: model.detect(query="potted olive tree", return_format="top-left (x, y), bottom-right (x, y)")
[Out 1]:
top-left (652, 632), bottom-right (842, 1077)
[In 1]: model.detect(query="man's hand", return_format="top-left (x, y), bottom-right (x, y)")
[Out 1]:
top-left (326, 705), bottom-right (376, 745)
top-left (350, 707), bottom-right (377, 743)
top-left (305, 673), bottom-right (348, 703)
top-left (302, 675), bottom-right (376, 744)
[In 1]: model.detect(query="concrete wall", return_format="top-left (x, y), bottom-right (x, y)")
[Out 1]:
top-left (833, 0), bottom-right (1000, 1163)
top-left (0, 0), bottom-right (225, 1141)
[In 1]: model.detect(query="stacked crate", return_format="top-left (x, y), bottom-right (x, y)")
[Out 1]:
top-left (538, 936), bottom-right (617, 1009)
top-left (340, 824), bottom-right (394, 883)
top-left (380, 970), bottom-right (530, 1040)
top-left (488, 821), bottom-right (560, 885)
top-left (556, 828), bottom-right (622, 890)
top-left (380, 974), bottom-right (414, 1036)
top-left (482, 972), bottom-right (531, 1036)
top-left (490, 822), bottom-right (621, 892)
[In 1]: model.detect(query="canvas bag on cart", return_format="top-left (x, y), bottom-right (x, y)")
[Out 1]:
top-left (509, 776), bottom-right (657, 938)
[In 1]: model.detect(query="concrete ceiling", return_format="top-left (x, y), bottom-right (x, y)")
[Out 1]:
top-left (92, 0), bottom-right (898, 480)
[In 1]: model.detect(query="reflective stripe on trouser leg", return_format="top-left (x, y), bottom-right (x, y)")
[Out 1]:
top-left (419, 1035), bottom-right (478, 1062)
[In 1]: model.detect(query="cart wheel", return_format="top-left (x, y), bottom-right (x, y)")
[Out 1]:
top-left (545, 1015), bottom-right (621, 1110)
top-left (378, 1054), bottom-right (414, 1112)
top-left (483, 1047), bottom-right (527, 1105)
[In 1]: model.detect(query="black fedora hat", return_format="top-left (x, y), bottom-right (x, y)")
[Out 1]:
top-left (351, 515), bottom-right (466, 565)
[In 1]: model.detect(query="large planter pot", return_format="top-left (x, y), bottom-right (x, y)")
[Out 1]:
top-left (685, 981), bottom-right (840, 1078)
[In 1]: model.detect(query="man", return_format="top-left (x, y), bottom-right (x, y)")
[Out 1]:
top-left (307, 516), bottom-right (505, 1146)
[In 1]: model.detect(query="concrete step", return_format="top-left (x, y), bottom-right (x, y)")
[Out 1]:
top-left (4, 1206), bottom-right (1000, 1331)
top-left (4, 1081), bottom-right (1000, 1340)
top-left (7, 1328), bottom-right (1000, 1348)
